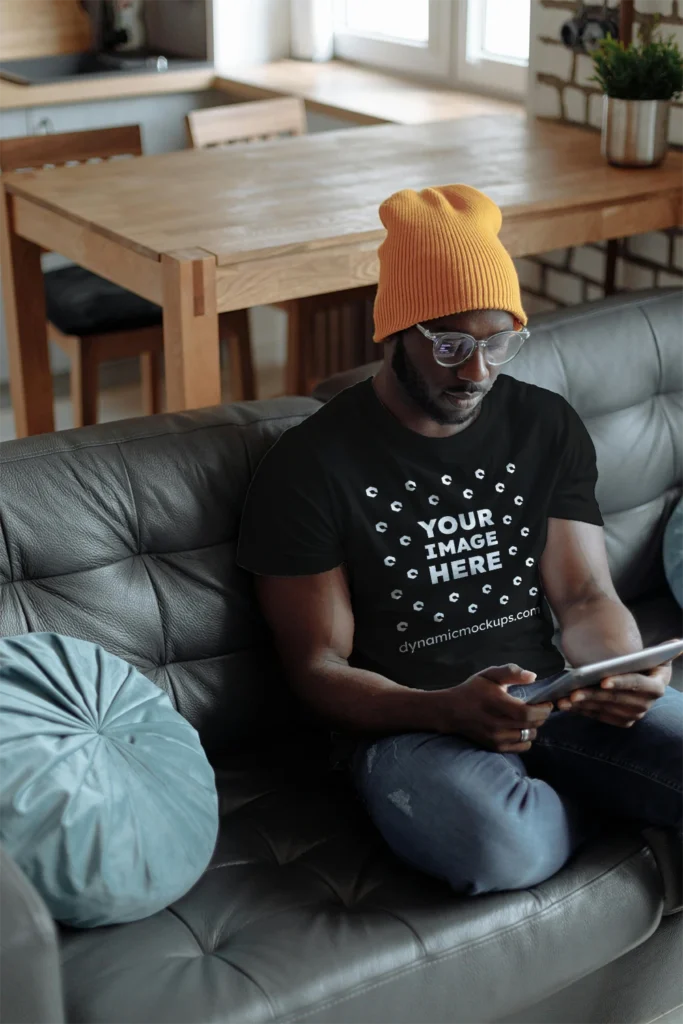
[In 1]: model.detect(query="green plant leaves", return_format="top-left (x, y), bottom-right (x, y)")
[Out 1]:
top-left (590, 32), bottom-right (683, 100)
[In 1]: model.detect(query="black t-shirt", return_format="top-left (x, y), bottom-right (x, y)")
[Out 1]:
top-left (238, 376), bottom-right (603, 690)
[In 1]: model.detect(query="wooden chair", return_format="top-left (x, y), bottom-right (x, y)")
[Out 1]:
top-left (186, 99), bottom-right (377, 396)
top-left (0, 126), bottom-right (165, 427)
top-left (186, 96), bottom-right (308, 148)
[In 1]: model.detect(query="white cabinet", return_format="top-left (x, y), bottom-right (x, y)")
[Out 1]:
top-left (25, 89), bottom-right (226, 153)
top-left (0, 108), bottom-right (30, 139)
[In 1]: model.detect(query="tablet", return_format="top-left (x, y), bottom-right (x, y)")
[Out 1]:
top-left (525, 638), bottom-right (683, 704)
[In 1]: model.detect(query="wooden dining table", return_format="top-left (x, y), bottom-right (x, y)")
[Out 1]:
top-left (2, 113), bottom-right (681, 437)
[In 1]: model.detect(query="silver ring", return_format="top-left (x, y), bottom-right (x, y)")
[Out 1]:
top-left (520, 728), bottom-right (532, 742)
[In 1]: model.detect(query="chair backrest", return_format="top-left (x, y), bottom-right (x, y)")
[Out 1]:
top-left (0, 125), bottom-right (142, 174)
top-left (186, 97), bottom-right (307, 149)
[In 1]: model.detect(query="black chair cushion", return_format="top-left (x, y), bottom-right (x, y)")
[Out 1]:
top-left (44, 266), bottom-right (161, 337)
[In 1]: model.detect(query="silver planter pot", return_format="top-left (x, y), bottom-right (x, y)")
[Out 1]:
top-left (601, 97), bottom-right (671, 168)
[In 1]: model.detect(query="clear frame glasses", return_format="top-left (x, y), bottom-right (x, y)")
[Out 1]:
top-left (416, 322), bottom-right (530, 368)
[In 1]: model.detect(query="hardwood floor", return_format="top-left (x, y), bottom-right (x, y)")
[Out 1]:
top-left (0, 360), bottom-right (286, 441)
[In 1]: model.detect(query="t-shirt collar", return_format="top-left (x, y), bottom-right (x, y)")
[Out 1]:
top-left (356, 375), bottom-right (503, 462)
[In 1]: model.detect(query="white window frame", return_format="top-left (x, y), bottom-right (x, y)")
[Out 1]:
top-left (454, 0), bottom-right (528, 97)
top-left (333, 0), bottom-right (452, 82)
top-left (332, 0), bottom-right (528, 98)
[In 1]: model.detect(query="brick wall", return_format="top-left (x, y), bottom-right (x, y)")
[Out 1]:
top-left (518, 0), bottom-right (683, 314)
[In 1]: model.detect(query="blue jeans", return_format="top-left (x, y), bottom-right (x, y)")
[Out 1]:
top-left (350, 682), bottom-right (683, 895)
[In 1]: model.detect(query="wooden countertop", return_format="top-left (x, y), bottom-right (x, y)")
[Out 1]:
top-left (0, 66), bottom-right (217, 110)
top-left (0, 58), bottom-right (520, 126)
top-left (212, 59), bottom-right (522, 126)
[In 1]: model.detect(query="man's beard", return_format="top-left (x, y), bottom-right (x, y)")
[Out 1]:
top-left (391, 335), bottom-right (486, 426)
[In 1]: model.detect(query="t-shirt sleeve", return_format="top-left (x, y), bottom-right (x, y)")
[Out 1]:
top-left (547, 397), bottom-right (604, 526)
top-left (237, 429), bottom-right (344, 576)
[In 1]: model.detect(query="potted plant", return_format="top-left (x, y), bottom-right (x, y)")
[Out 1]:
top-left (591, 17), bottom-right (683, 167)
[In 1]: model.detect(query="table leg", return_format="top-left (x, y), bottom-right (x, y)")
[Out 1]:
top-left (285, 298), bottom-right (314, 396)
top-left (0, 187), bottom-right (53, 437)
top-left (161, 250), bottom-right (221, 412)
top-left (605, 239), bottom-right (619, 296)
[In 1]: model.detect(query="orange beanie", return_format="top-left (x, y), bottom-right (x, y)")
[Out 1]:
top-left (373, 183), bottom-right (526, 342)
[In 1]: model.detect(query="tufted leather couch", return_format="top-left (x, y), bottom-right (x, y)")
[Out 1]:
top-left (1, 289), bottom-right (681, 1024)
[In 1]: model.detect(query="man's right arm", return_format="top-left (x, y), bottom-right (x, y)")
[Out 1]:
top-left (255, 567), bottom-right (552, 747)
top-left (256, 567), bottom-right (444, 734)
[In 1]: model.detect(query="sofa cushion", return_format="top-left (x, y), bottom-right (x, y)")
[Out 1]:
top-left (313, 363), bottom-right (381, 403)
top-left (0, 632), bottom-right (218, 928)
top-left (663, 497), bottom-right (683, 608)
top-left (58, 760), bottom-right (665, 1024)
top-left (0, 399), bottom-right (321, 763)
top-left (626, 587), bottom-right (683, 692)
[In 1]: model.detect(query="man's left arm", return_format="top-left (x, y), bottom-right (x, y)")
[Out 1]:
top-left (539, 518), bottom-right (672, 726)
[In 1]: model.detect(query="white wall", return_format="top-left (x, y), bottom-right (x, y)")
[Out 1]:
top-left (212, 0), bottom-right (290, 71)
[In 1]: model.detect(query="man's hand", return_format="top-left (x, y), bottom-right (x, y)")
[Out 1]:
top-left (556, 662), bottom-right (672, 727)
top-left (432, 663), bottom-right (554, 753)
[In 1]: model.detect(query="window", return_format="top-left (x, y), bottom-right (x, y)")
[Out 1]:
top-left (333, 0), bottom-right (453, 80)
top-left (333, 0), bottom-right (530, 96)
top-left (342, 0), bottom-right (429, 43)
top-left (458, 0), bottom-right (530, 94)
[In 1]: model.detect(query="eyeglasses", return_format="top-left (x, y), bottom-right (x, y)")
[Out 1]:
top-left (416, 322), bottom-right (530, 368)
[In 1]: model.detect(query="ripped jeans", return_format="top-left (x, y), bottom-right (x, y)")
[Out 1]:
top-left (350, 682), bottom-right (683, 895)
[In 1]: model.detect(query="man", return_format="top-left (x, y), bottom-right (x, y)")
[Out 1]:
top-left (238, 184), bottom-right (682, 894)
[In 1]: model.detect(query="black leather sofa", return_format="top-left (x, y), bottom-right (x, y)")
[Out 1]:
top-left (1, 290), bottom-right (681, 1024)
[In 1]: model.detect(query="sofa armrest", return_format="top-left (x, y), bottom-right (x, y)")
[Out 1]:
top-left (312, 361), bottom-right (382, 403)
top-left (0, 844), bottom-right (65, 1023)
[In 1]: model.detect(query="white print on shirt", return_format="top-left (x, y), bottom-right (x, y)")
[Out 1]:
top-left (362, 465), bottom-right (540, 636)
top-left (418, 512), bottom-right (502, 584)
top-left (399, 605), bottom-right (542, 654)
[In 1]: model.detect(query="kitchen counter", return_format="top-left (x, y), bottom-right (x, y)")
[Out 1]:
top-left (212, 60), bottom-right (522, 126)
top-left (0, 65), bottom-right (216, 109)
top-left (0, 59), bottom-right (520, 125)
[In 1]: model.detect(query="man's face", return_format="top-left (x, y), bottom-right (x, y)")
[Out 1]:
top-left (389, 309), bottom-right (515, 426)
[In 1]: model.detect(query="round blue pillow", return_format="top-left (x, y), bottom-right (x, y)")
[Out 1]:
top-left (664, 497), bottom-right (683, 609)
top-left (0, 633), bottom-right (219, 928)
